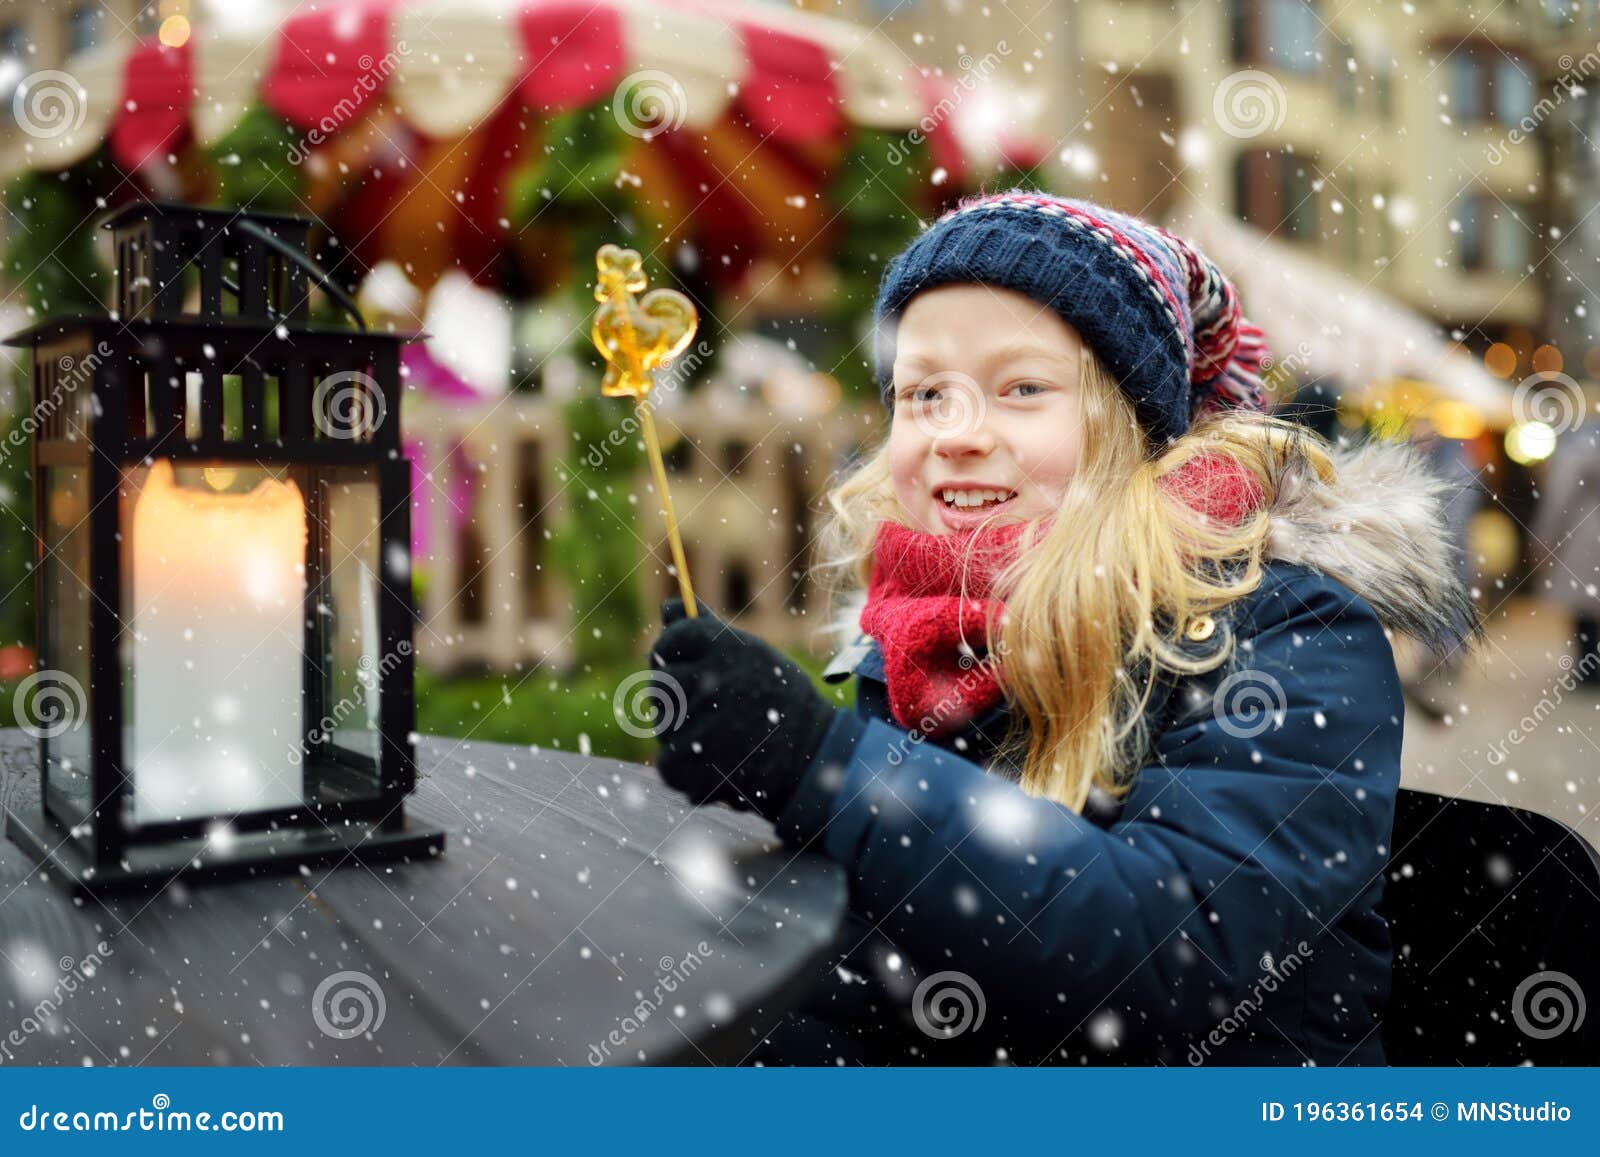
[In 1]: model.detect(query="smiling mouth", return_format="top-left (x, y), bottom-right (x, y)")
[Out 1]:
top-left (938, 488), bottom-right (1018, 510)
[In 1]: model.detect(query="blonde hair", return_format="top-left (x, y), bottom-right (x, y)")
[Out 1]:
top-left (815, 347), bottom-right (1336, 813)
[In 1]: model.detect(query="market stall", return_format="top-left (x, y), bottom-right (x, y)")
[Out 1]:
top-left (2, 0), bottom-right (984, 331)
top-left (1, 0), bottom-right (1031, 677)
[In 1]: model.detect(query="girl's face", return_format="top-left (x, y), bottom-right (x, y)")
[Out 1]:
top-left (887, 284), bottom-right (1086, 535)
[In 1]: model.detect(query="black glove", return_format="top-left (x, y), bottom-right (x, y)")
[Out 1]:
top-left (647, 597), bottom-right (840, 820)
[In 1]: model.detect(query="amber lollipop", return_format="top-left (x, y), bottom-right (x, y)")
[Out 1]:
top-left (591, 243), bottom-right (700, 617)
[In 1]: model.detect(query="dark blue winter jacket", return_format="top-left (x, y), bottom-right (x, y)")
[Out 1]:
top-left (766, 444), bottom-right (1477, 1067)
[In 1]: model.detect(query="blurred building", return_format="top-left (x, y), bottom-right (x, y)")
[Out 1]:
top-left (18, 0), bottom-right (1596, 368)
top-left (823, 0), bottom-right (1598, 377)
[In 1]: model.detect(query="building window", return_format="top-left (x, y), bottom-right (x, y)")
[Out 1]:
top-left (1491, 200), bottom-right (1535, 273)
top-left (1373, 189), bottom-right (1394, 275)
top-left (1543, 0), bottom-right (1575, 26)
top-left (1231, 0), bottom-right (1323, 75)
top-left (1494, 56), bottom-right (1536, 125)
top-left (1449, 54), bottom-right (1484, 121)
top-left (1457, 194), bottom-right (1534, 274)
top-left (1374, 61), bottom-right (1394, 119)
top-left (68, 5), bottom-right (101, 55)
top-left (1234, 148), bottom-right (1320, 242)
top-left (1447, 44), bottom-right (1535, 124)
top-left (1457, 198), bottom-right (1481, 269)
top-left (1341, 176), bottom-right (1360, 264)
top-left (0, 22), bottom-right (26, 129)
top-left (1336, 46), bottom-right (1358, 109)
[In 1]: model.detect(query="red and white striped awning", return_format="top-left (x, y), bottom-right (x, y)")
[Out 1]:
top-left (5, 0), bottom-right (932, 175)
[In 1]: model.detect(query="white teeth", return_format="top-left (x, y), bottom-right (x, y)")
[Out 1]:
top-left (941, 488), bottom-right (1014, 508)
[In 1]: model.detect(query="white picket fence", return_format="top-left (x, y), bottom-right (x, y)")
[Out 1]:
top-left (408, 391), bottom-right (878, 673)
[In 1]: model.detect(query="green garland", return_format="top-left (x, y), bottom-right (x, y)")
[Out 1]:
top-left (988, 157), bottom-right (1047, 194)
top-left (553, 394), bottom-right (647, 673)
top-left (205, 103), bottom-right (306, 213)
top-left (507, 101), bottom-right (710, 675)
top-left (0, 112), bottom-right (301, 656)
top-left (0, 164), bottom-right (109, 652)
top-left (505, 101), bottom-right (721, 376)
top-left (507, 100), bottom-right (638, 315)
top-left (4, 166), bottom-right (108, 316)
top-left (0, 378), bottom-right (32, 650)
top-left (823, 128), bottom-right (930, 399)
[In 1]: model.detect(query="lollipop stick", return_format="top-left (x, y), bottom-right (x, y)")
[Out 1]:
top-left (636, 397), bottom-right (698, 618)
top-left (590, 243), bottom-right (700, 619)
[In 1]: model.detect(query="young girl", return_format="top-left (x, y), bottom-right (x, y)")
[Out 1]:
top-left (647, 191), bottom-right (1477, 1065)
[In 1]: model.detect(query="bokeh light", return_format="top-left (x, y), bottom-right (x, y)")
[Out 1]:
top-left (1484, 342), bottom-right (1517, 379)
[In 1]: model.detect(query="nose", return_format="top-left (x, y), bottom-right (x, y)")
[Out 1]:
top-left (932, 416), bottom-right (995, 458)
top-left (918, 374), bottom-right (995, 457)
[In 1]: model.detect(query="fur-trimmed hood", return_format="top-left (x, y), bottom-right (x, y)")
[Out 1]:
top-left (822, 437), bottom-right (1480, 662)
top-left (1263, 438), bottom-right (1479, 657)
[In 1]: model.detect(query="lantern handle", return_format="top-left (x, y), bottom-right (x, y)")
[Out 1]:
top-left (236, 219), bottom-right (367, 333)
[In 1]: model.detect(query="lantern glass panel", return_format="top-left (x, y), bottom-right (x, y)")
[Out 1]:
top-left (39, 465), bottom-right (93, 827)
top-left (324, 472), bottom-right (387, 766)
top-left (116, 461), bottom-right (387, 830)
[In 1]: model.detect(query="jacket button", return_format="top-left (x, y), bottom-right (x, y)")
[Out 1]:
top-left (1185, 614), bottom-right (1216, 642)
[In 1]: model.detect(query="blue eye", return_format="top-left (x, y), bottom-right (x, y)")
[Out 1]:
top-left (1011, 381), bottom-right (1048, 396)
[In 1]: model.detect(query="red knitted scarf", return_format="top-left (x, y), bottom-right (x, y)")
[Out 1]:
top-left (859, 455), bottom-right (1265, 738)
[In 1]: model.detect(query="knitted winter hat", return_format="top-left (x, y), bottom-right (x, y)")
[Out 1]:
top-left (874, 191), bottom-right (1270, 445)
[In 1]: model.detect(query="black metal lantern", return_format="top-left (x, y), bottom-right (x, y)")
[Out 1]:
top-left (3, 202), bottom-right (444, 892)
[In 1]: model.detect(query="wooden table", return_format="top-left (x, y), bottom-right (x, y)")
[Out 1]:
top-left (0, 730), bottom-right (846, 1066)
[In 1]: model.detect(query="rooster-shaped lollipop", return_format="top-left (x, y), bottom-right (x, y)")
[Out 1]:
top-left (591, 243), bottom-right (700, 617)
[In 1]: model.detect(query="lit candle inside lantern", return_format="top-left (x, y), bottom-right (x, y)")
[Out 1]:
top-left (130, 461), bottom-right (308, 825)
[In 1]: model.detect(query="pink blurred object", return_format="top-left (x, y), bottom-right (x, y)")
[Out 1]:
top-left (403, 344), bottom-right (483, 563)
top-left (403, 344), bottom-right (482, 401)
